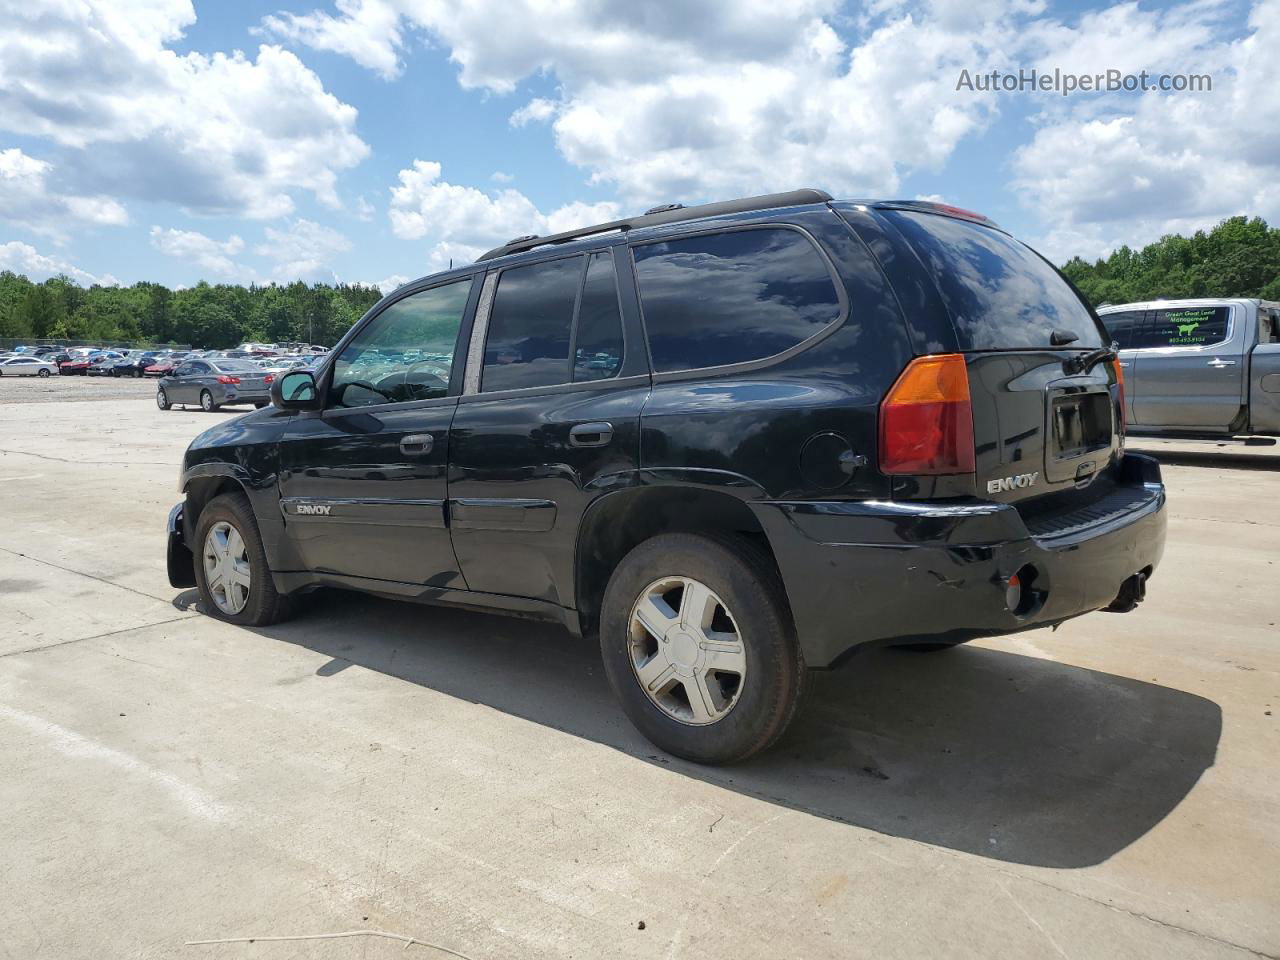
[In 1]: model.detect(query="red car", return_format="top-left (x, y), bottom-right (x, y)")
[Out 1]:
top-left (145, 358), bottom-right (180, 377)
top-left (59, 356), bottom-right (93, 375)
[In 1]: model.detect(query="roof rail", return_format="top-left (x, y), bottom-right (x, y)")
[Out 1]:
top-left (476, 188), bottom-right (833, 262)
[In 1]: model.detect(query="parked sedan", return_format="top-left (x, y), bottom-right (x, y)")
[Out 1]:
top-left (0, 356), bottom-right (58, 377)
top-left (156, 358), bottom-right (273, 411)
top-left (86, 352), bottom-right (125, 375)
top-left (144, 356), bottom-right (180, 377)
top-left (59, 355), bottom-right (94, 375)
top-left (111, 352), bottom-right (159, 377)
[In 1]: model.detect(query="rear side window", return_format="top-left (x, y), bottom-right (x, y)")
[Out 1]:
top-left (483, 256), bottom-right (582, 392)
top-left (1146, 307), bottom-right (1230, 348)
top-left (633, 227), bottom-right (842, 373)
top-left (886, 211), bottom-right (1105, 350)
top-left (573, 252), bottom-right (624, 382)
top-left (1261, 309), bottom-right (1280, 344)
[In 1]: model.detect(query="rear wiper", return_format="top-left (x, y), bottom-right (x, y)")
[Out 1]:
top-left (1063, 344), bottom-right (1117, 376)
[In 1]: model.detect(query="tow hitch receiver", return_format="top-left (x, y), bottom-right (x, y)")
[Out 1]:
top-left (1104, 572), bottom-right (1147, 613)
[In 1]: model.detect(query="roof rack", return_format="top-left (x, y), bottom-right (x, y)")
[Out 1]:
top-left (476, 188), bottom-right (833, 262)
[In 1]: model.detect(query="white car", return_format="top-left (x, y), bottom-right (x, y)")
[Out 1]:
top-left (0, 356), bottom-right (58, 377)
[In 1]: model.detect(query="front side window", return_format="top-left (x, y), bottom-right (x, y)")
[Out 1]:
top-left (330, 278), bottom-right (472, 407)
top-left (1101, 311), bottom-right (1144, 349)
top-left (1145, 306), bottom-right (1231, 348)
top-left (633, 227), bottom-right (843, 373)
top-left (482, 256), bottom-right (583, 392)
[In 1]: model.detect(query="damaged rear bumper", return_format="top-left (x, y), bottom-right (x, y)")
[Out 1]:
top-left (753, 453), bottom-right (1168, 667)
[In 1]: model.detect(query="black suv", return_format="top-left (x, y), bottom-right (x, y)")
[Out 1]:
top-left (167, 188), bottom-right (1166, 764)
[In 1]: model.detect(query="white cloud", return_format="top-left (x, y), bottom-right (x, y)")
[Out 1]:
top-left (1013, 0), bottom-right (1280, 259)
top-left (388, 160), bottom-right (620, 268)
top-left (150, 227), bottom-right (246, 277)
top-left (267, 0), bottom-right (1280, 262)
top-left (0, 241), bottom-right (113, 285)
top-left (359, 273), bottom-right (410, 293)
top-left (510, 98), bottom-right (558, 128)
top-left (262, 0), bottom-right (1024, 205)
top-left (0, 148), bottom-right (128, 238)
top-left (0, 0), bottom-right (369, 220)
top-left (260, 0), bottom-right (409, 80)
top-left (490, 171), bottom-right (514, 183)
top-left (257, 218), bottom-right (353, 281)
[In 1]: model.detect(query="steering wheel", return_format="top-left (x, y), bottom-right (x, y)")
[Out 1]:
top-left (334, 378), bottom-right (394, 404)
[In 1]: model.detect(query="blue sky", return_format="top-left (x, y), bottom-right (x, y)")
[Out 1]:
top-left (1, 0), bottom-right (1276, 291)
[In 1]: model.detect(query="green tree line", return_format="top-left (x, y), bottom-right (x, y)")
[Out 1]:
top-left (0, 272), bottom-right (383, 348)
top-left (1062, 215), bottom-right (1280, 307)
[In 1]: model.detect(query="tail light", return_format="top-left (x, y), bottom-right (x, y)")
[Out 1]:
top-left (1110, 357), bottom-right (1126, 432)
top-left (217, 375), bottom-right (240, 385)
top-left (264, 373), bottom-right (274, 383)
top-left (879, 353), bottom-right (976, 475)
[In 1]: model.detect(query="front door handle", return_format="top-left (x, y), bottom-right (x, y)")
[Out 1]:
top-left (1207, 358), bottom-right (1237, 367)
top-left (400, 433), bottom-right (434, 455)
top-left (569, 421), bottom-right (613, 447)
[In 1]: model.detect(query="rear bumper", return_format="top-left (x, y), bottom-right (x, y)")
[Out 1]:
top-left (216, 386), bottom-right (270, 404)
top-left (753, 453), bottom-right (1168, 667)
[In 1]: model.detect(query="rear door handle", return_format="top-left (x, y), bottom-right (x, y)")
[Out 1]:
top-left (1118, 361), bottom-right (1130, 368)
top-left (569, 421), bottom-right (613, 447)
top-left (1207, 358), bottom-right (1237, 367)
top-left (399, 433), bottom-right (434, 455)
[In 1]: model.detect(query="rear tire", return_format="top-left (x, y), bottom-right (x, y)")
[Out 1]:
top-left (156, 388), bottom-right (170, 410)
top-left (193, 492), bottom-right (295, 627)
top-left (599, 532), bottom-right (805, 764)
top-left (37, 368), bottom-right (50, 378)
top-left (200, 389), bottom-right (217, 412)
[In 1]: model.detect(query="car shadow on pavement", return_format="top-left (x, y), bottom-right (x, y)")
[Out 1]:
top-left (1129, 447), bottom-right (1280, 471)
top-left (224, 588), bottom-right (1222, 870)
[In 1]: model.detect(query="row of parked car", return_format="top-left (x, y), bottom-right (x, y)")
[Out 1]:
top-left (0, 344), bottom-right (327, 379)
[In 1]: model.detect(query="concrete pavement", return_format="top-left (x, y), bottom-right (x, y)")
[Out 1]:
top-left (1, 391), bottom-right (1277, 959)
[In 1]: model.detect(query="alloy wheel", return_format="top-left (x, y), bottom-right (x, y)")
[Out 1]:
top-left (202, 521), bottom-right (251, 614)
top-left (627, 576), bottom-right (747, 725)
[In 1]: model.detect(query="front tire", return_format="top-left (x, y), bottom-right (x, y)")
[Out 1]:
top-left (599, 532), bottom-right (805, 764)
top-left (200, 389), bottom-right (217, 412)
top-left (156, 388), bottom-right (170, 410)
top-left (193, 492), bottom-right (295, 626)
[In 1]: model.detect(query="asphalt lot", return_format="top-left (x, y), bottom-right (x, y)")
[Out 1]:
top-left (1, 379), bottom-right (1277, 959)
top-left (0, 371), bottom-right (158, 404)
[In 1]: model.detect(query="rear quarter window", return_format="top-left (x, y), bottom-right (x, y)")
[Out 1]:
top-left (885, 211), bottom-right (1105, 350)
top-left (632, 227), bottom-right (843, 373)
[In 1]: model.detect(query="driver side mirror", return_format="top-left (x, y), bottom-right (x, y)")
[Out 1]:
top-left (272, 370), bottom-right (323, 411)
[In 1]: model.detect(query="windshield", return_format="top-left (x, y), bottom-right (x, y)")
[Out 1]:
top-left (213, 360), bottom-right (263, 373)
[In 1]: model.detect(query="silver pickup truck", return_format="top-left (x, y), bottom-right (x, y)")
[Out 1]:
top-left (1097, 298), bottom-right (1280, 439)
